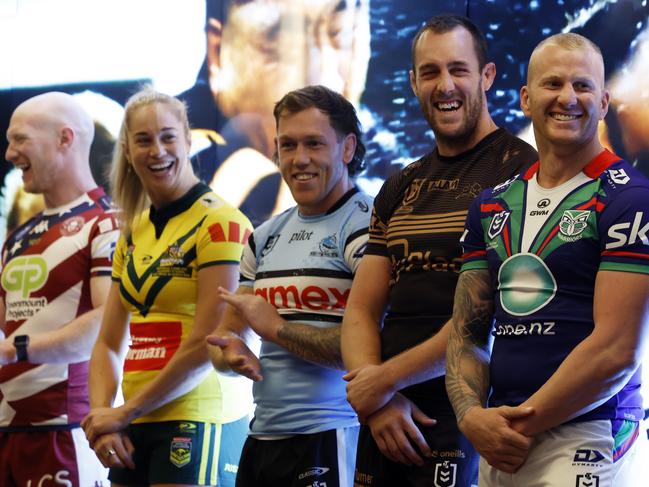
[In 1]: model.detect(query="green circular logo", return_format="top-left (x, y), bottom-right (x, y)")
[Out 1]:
top-left (498, 253), bottom-right (556, 316)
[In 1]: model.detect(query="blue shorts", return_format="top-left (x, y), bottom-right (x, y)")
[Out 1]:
top-left (108, 416), bottom-right (248, 486)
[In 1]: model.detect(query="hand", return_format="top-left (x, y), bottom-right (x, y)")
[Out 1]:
top-left (0, 339), bottom-right (17, 365)
top-left (344, 364), bottom-right (396, 422)
top-left (366, 392), bottom-right (436, 466)
top-left (93, 432), bottom-right (135, 470)
top-left (82, 406), bottom-right (133, 445)
top-left (218, 287), bottom-right (283, 342)
top-left (459, 405), bottom-right (534, 473)
top-left (207, 333), bottom-right (263, 381)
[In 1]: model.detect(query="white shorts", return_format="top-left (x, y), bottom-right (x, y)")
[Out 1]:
top-left (478, 419), bottom-right (644, 487)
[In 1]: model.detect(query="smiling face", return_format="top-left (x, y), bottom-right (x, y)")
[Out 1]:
top-left (276, 106), bottom-right (355, 215)
top-left (521, 42), bottom-right (609, 155)
top-left (409, 26), bottom-right (496, 155)
top-left (125, 102), bottom-right (196, 207)
top-left (5, 109), bottom-right (61, 196)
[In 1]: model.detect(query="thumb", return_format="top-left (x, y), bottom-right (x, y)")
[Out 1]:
top-left (342, 368), bottom-right (359, 382)
top-left (206, 335), bottom-right (231, 348)
top-left (411, 401), bottom-right (436, 427)
top-left (500, 405), bottom-right (534, 419)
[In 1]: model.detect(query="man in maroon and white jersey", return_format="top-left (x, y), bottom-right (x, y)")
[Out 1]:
top-left (0, 92), bottom-right (118, 487)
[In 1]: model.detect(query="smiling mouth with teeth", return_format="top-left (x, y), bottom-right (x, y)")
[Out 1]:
top-left (150, 161), bottom-right (174, 172)
top-left (295, 174), bottom-right (316, 181)
top-left (435, 101), bottom-right (462, 111)
top-left (551, 113), bottom-right (581, 121)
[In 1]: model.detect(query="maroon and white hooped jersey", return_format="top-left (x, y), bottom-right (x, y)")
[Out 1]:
top-left (0, 188), bottom-right (118, 430)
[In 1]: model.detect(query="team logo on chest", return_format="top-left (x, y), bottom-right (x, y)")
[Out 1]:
top-left (433, 461), bottom-right (457, 487)
top-left (488, 210), bottom-right (511, 240)
top-left (558, 210), bottom-right (590, 242)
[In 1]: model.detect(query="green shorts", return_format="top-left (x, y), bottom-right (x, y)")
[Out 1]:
top-left (108, 416), bottom-right (248, 486)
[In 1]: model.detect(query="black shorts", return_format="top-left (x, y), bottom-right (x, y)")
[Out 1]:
top-left (236, 426), bottom-right (359, 487)
top-left (109, 417), bottom-right (248, 486)
top-left (354, 416), bottom-right (478, 487)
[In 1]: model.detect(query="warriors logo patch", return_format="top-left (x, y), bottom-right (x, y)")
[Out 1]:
top-left (558, 210), bottom-right (590, 242)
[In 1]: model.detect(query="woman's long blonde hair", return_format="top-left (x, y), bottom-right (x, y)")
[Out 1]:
top-left (110, 88), bottom-right (191, 236)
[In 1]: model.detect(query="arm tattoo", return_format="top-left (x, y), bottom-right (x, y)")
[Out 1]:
top-left (446, 269), bottom-right (495, 423)
top-left (276, 323), bottom-right (344, 369)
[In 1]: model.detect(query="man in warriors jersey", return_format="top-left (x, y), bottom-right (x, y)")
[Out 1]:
top-left (341, 15), bottom-right (538, 487)
top-left (448, 33), bottom-right (649, 486)
top-left (0, 93), bottom-right (118, 486)
top-left (208, 85), bottom-right (371, 487)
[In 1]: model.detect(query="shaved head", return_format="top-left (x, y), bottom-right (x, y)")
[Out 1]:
top-left (12, 92), bottom-right (95, 154)
top-left (527, 33), bottom-right (605, 87)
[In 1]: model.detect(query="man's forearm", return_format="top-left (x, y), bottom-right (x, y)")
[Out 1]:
top-left (445, 270), bottom-right (494, 423)
top-left (275, 321), bottom-right (344, 369)
top-left (20, 306), bottom-right (104, 364)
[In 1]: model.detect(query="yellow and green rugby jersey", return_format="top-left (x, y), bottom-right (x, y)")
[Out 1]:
top-left (112, 183), bottom-right (252, 424)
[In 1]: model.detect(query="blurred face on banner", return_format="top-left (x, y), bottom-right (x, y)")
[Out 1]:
top-left (208, 0), bottom-right (370, 118)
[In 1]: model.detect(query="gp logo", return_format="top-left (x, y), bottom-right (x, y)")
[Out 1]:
top-left (1, 256), bottom-right (48, 298)
top-left (433, 461), bottom-right (457, 487)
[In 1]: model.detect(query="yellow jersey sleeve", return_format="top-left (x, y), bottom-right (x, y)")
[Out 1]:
top-left (196, 206), bottom-right (252, 270)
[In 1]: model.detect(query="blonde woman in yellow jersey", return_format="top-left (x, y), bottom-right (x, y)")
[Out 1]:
top-left (81, 89), bottom-right (253, 487)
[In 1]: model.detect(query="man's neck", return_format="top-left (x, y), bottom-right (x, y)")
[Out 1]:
top-left (436, 117), bottom-right (498, 158)
top-left (536, 139), bottom-right (604, 189)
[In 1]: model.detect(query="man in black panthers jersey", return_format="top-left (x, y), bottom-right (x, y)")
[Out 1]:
top-left (341, 14), bottom-right (538, 487)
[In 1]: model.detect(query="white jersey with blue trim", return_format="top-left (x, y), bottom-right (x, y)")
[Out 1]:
top-left (240, 188), bottom-right (372, 435)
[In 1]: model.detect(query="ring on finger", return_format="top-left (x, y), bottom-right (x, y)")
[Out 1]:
top-left (106, 448), bottom-right (117, 457)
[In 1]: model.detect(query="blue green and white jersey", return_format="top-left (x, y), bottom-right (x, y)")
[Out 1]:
top-left (240, 188), bottom-right (372, 435)
top-left (461, 150), bottom-right (649, 423)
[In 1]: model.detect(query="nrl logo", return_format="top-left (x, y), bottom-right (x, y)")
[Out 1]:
top-left (558, 210), bottom-right (590, 242)
top-left (608, 168), bottom-right (630, 185)
top-left (488, 210), bottom-right (511, 240)
top-left (433, 461), bottom-right (457, 487)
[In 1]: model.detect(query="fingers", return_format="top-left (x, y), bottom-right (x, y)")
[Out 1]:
top-left (410, 402), bottom-right (437, 428)
top-left (342, 368), bottom-right (359, 381)
top-left (206, 335), bottom-right (231, 347)
top-left (500, 405), bottom-right (534, 419)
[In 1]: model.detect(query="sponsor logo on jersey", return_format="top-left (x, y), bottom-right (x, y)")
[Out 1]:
top-left (488, 210), bottom-right (511, 240)
top-left (608, 168), bottom-right (630, 185)
top-left (606, 211), bottom-right (649, 249)
top-left (125, 321), bottom-right (182, 371)
top-left (208, 220), bottom-right (251, 245)
top-left (493, 175), bottom-right (519, 193)
top-left (428, 178), bottom-right (459, 192)
top-left (223, 463), bottom-right (239, 473)
top-left (177, 422), bottom-right (197, 434)
top-left (433, 461), bottom-right (457, 487)
top-left (288, 230), bottom-right (314, 243)
top-left (26, 470), bottom-right (74, 487)
top-left (456, 182), bottom-right (483, 199)
top-left (169, 437), bottom-right (192, 468)
top-left (493, 321), bottom-right (556, 336)
top-left (29, 219), bottom-right (49, 235)
top-left (311, 234), bottom-right (339, 257)
top-left (430, 449), bottom-right (466, 459)
top-left (255, 284), bottom-right (349, 311)
top-left (2, 255), bottom-right (48, 298)
top-left (529, 210), bottom-right (549, 216)
top-left (298, 467), bottom-right (330, 479)
top-left (498, 253), bottom-right (557, 316)
top-left (537, 198), bottom-right (551, 208)
top-left (60, 216), bottom-right (85, 236)
top-left (354, 471), bottom-right (374, 485)
top-left (355, 199), bottom-right (369, 212)
top-left (261, 234), bottom-right (281, 256)
top-left (573, 449), bottom-right (605, 465)
top-left (575, 472), bottom-right (599, 487)
top-left (558, 210), bottom-right (591, 242)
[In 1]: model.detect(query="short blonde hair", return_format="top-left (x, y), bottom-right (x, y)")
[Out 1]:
top-left (110, 88), bottom-right (191, 236)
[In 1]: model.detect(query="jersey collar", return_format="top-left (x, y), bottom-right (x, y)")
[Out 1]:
top-left (149, 182), bottom-right (211, 238)
top-left (523, 149), bottom-right (621, 181)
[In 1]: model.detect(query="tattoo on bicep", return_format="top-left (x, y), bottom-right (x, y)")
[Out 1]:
top-left (277, 323), bottom-right (344, 369)
top-left (446, 270), bottom-right (494, 422)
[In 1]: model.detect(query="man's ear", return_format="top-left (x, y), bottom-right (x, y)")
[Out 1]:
top-left (206, 17), bottom-right (223, 74)
top-left (343, 133), bottom-right (357, 164)
top-left (59, 127), bottom-right (74, 150)
top-left (481, 62), bottom-right (497, 92)
top-left (520, 85), bottom-right (531, 118)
